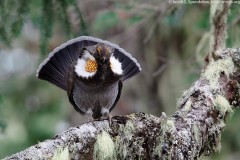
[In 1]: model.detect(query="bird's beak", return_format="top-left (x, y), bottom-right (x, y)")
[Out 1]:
top-left (102, 57), bottom-right (107, 63)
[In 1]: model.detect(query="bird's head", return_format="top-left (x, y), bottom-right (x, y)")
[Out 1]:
top-left (74, 43), bottom-right (122, 80)
top-left (90, 43), bottom-right (113, 63)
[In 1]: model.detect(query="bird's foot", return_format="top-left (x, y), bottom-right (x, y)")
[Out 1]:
top-left (102, 112), bottom-right (112, 126)
top-left (86, 110), bottom-right (96, 126)
top-left (107, 114), bottom-right (112, 126)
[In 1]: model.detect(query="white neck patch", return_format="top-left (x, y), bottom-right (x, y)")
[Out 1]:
top-left (82, 50), bottom-right (95, 60)
top-left (110, 56), bottom-right (123, 75)
top-left (74, 50), bottom-right (97, 78)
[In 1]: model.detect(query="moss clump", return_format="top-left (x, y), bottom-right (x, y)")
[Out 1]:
top-left (93, 131), bottom-right (115, 160)
top-left (153, 119), bottom-right (175, 158)
top-left (209, 96), bottom-right (231, 153)
top-left (123, 121), bottom-right (134, 138)
top-left (192, 124), bottom-right (199, 142)
top-left (214, 95), bottom-right (233, 116)
top-left (114, 121), bottom-right (135, 159)
top-left (52, 147), bottom-right (69, 160)
top-left (114, 135), bottom-right (127, 159)
top-left (183, 100), bottom-right (192, 113)
top-left (161, 119), bottom-right (175, 132)
top-left (202, 57), bottom-right (234, 90)
top-left (205, 118), bottom-right (227, 154)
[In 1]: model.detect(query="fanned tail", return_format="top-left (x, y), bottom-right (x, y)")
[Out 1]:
top-left (36, 36), bottom-right (141, 90)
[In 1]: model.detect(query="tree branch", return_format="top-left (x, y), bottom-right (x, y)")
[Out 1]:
top-left (210, 0), bottom-right (232, 59)
top-left (3, 48), bottom-right (240, 160)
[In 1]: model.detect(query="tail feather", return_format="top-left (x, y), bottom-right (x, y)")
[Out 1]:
top-left (112, 48), bottom-right (141, 81)
top-left (49, 53), bottom-right (68, 75)
top-left (58, 49), bottom-right (73, 65)
top-left (123, 67), bottom-right (140, 81)
top-left (65, 48), bottom-right (74, 63)
top-left (65, 42), bottom-right (80, 61)
top-left (121, 58), bottom-right (132, 70)
top-left (48, 63), bottom-right (64, 77)
top-left (117, 53), bottom-right (126, 62)
top-left (38, 64), bottom-right (66, 90)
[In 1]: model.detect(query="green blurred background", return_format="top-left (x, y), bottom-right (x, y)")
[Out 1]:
top-left (0, 0), bottom-right (240, 159)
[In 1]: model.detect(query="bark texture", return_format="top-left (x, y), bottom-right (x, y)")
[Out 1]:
top-left (3, 48), bottom-right (240, 160)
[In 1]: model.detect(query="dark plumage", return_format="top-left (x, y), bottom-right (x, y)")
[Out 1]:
top-left (36, 36), bottom-right (141, 119)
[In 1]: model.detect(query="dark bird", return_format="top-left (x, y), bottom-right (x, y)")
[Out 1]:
top-left (36, 36), bottom-right (141, 120)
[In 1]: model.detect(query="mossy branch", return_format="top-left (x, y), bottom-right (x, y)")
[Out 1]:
top-left (3, 48), bottom-right (240, 160)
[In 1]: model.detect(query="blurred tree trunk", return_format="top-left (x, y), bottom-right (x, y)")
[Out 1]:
top-left (210, 0), bottom-right (232, 59)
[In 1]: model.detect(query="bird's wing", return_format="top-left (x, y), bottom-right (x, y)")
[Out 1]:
top-left (67, 66), bottom-right (85, 115)
top-left (109, 81), bottom-right (123, 112)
